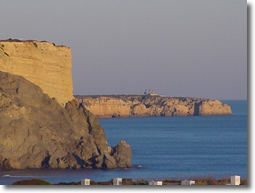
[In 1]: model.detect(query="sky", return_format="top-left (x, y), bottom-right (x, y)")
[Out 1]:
top-left (0, 0), bottom-right (247, 100)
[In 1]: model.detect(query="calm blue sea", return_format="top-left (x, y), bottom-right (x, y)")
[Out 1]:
top-left (0, 100), bottom-right (247, 185)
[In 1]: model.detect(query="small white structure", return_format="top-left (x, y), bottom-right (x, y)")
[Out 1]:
top-left (181, 180), bottom-right (195, 186)
top-left (231, 176), bottom-right (240, 185)
top-left (149, 180), bottom-right (163, 185)
top-left (149, 91), bottom-right (159, 96)
top-left (81, 178), bottom-right (90, 185)
top-left (113, 178), bottom-right (122, 185)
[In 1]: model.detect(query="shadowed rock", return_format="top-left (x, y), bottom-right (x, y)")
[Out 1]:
top-left (0, 71), bottom-right (131, 170)
top-left (112, 140), bottom-right (132, 168)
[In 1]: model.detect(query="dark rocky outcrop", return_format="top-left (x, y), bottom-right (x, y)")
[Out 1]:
top-left (0, 71), bottom-right (131, 170)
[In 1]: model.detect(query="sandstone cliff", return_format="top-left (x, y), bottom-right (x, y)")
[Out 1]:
top-left (76, 95), bottom-right (232, 118)
top-left (0, 39), bottom-right (73, 106)
top-left (0, 71), bottom-right (132, 170)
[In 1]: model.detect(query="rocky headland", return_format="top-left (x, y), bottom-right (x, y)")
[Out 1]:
top-left (0, 40), bottom-right (131, 170)
top-left (76, 95), bottom-right (232, 118)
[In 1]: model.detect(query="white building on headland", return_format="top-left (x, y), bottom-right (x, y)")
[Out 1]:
top-left (181, 180), bottom-right (196, 186)
top-left (149, 91), bottom-right (159, 96)
top-left (113, 178), bottom-right (122, 185)
top-left (81, 178), bottom-right (90, 185)
top-left (144, 89), bottom-right (164, 97)
top-left (148, 180), bottom-right (163, 185)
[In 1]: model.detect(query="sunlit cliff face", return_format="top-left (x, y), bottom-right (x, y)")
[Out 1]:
top-left (0, 40), bottom-right (73, 106)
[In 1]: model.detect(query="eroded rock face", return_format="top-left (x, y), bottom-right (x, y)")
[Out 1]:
top-left (0, 39), bottom-right (73, 106)
top-left (197, 100), bottom-right (232, 116)
top-left (112, 140), bottom-right (132, 168)
top-left (0, 71), bottom-right (132, 170)
top-left (77, 95), bottom-right (232, 118)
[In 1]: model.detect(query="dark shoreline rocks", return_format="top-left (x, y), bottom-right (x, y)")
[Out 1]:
top-left (0, 71), bottom-right (132, 170)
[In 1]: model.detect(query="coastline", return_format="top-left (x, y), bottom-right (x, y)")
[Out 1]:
top-left (76, 95), bottom-right (232, 118)
top-left (0, 100), bottom-right (247, 185)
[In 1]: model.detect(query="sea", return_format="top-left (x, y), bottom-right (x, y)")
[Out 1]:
top-left (0, 100), bottom-right (247, 185)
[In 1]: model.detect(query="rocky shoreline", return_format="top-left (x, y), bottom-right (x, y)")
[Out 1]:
top-left (76, 95), bottom-right (232, 118)
top-left (0, 71), bottom-right (132, 170)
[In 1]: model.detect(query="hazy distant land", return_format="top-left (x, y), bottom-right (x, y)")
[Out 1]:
top-left (76, 94), bottom-right (232, 118)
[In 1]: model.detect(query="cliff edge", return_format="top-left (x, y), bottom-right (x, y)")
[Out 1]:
top-left (76, 95), bottom-right (232, 118)
top-left (0, 39), bottom-right (73, 106)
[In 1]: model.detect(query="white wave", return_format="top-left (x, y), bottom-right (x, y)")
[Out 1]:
top-left (2, 174), bottom-right (38, 178)
top-left (2, 175), bottom-right (11, 177)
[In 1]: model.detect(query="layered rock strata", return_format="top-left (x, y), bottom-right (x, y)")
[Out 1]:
top-left (76, 95), bottom-right (232, 118)
top-left (0, 71), bottom-right (131, 170)
top-left (0, 39), bottom-right (73, 106)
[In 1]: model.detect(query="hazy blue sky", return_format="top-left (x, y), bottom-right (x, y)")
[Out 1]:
top-left (0, 0), bottom-right (247, 99)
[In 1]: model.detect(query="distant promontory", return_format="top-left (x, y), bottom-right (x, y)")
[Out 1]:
top-left (76, 93), bottom-right (232, 118)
